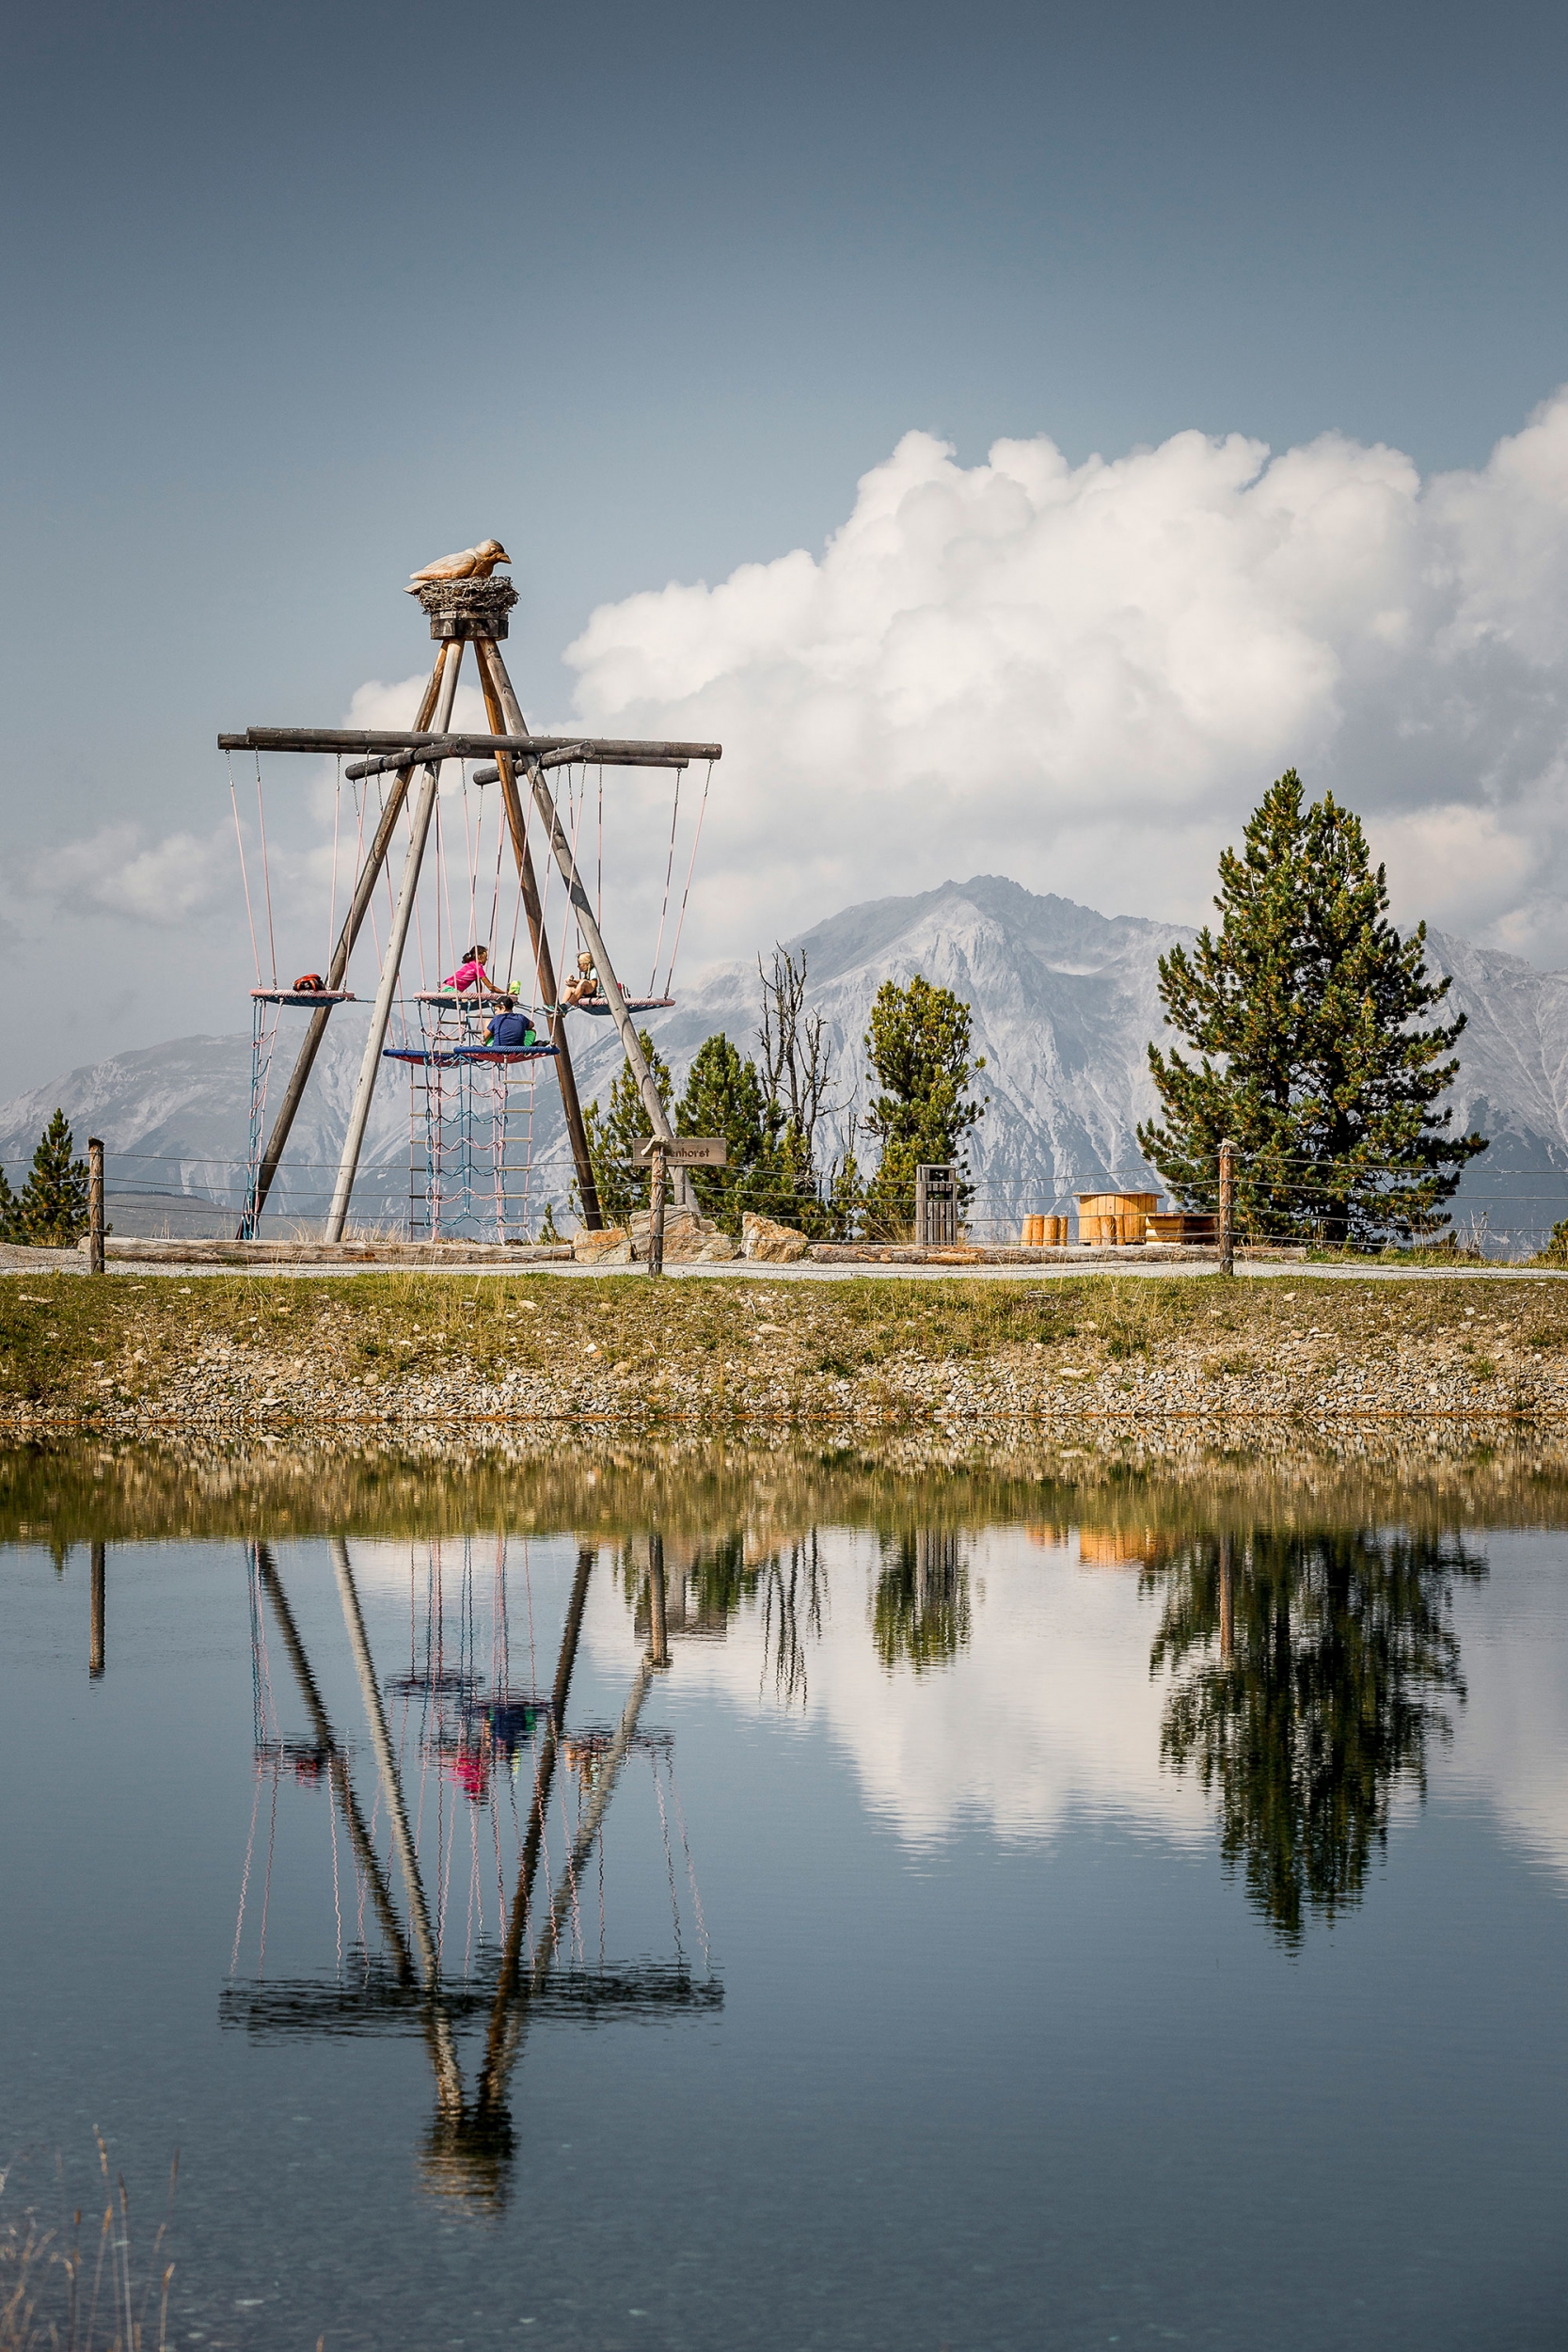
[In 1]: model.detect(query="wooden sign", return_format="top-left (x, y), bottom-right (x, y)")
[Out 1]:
top-left (634, 1136), bottom-right (727, 1167)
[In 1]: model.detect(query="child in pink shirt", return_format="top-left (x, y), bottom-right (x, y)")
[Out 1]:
top-left (440, 944), bottom-right (503, 995)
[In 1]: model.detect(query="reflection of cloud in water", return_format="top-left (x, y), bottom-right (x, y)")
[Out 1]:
top-left (351, 1525), bottom-right (1568, 1885)
top-left (592, 1525), bottom-right (1212, 1850)
top-left (1439, 1536), bottom-right (1568, 1892)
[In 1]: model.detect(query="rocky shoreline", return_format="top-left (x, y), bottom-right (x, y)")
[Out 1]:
top-left (6, 1260), bottom-right (1566, 1436)
top-left (4, 1301), bottom-right (1561, 1435)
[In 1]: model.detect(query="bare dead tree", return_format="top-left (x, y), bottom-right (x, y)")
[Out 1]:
top-left (757, 946), bottom-right (838, 1156)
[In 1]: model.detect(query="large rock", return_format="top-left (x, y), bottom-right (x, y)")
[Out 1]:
top-left (573, 1227), bottom-right (634, 1265)
top-left (741, 1212), bottom-right (810, 1263)
top-left (626, 1207), bottom-right (738, 1263)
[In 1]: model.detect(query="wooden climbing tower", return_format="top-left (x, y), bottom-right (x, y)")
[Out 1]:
top-left (219, 558), bottom-right (720, 1239)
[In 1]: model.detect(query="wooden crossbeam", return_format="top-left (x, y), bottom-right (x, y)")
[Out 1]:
top-left (353, 743), bottom-right (595, 785)
top-left (219, 727), bottom-right (721, 767)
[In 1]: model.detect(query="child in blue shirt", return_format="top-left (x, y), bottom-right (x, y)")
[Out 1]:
top-left (483, 996), bottom-right (537, 1050)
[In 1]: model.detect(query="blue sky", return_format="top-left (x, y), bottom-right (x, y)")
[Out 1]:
top-left (3, 0), bottom-right (1567, 1091)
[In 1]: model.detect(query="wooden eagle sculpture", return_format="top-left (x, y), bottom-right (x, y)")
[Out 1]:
top-left (404, 539), bottom-right (511, 593)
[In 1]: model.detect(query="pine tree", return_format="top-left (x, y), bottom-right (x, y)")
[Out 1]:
top-left (15, 1109), bottom-right (90, 1248)
top-left (860, 976), bottom-right (986, 1238)
top-left (578, 1034), bottom-right (673, 1228)
top-left (1137, 772), bottom-right (1487, 1247)
top-left (675, 1033), bottom-right (773, 1234)
top-left (0, 1161), bottom-right (20, 1245)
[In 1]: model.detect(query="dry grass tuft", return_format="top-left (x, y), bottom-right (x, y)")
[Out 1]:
top-left (0, 2139), bottom-right (176, 2352)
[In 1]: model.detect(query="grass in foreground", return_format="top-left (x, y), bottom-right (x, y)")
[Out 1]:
top-left (2, 1268), bottom-right (1568, 1408)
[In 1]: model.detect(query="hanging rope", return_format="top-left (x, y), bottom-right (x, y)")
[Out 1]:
top-left (348, 772), bottom-right (369, 993)
top-left (327, 757), bottom-right (343, 975)
top-left (436, 794), bottom-right (453, 990)
top-left (327, 1757), bottom-right (344, 1978)
top-left (527, 775), bottom-right (557, 1007)
top-left (226, 754), bottom-right (263, 988)
top-left (487, 783), bottom-right (506, 982)
top-left (596, 765), bottom-right (604, 931)
top-left (556, 766), bottom-right (588, 999)
top-left (364, 791), bottom-right (388, 1036)
top-left (504, 836), bottom-right (525, 1003)
top-left (407, 781), bottom-right (430, 1004)
top-left (253, 753), bottom-right (278, 987)
top-left (649, 768), bottom-right (682, 994)
top-left (461, 763), bottom-right (480, 960)
top-left (669, 1761), bottom-right (711, 1968)
top-left (663, 759), bottom-right (713, 994)
top-left (650, 1753), bottom-right (687, 1969)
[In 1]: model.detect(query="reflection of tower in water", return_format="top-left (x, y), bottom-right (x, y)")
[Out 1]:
top-left (227, 1533), bottom-right (719, 2210)
top-left (384, 1535), bottom-right (551, 1810)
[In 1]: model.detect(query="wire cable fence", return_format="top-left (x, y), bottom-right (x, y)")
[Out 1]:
top-left (9, 1142), bottom-right (1568, 1257)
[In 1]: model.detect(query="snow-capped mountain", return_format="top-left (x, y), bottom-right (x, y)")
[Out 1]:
top-left (5, 877), bottom-right (1567, 1245)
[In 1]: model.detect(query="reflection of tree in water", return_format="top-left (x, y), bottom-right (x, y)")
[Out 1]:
top-left (619, 1530), bottom-right (826, 1703)
top-left (1148, 1528), bottom-right (1486, 1943)
top-left (760, 1532), bottom-right (826, 1705)
top-left (873, 1530), bottom-right (972, 1672)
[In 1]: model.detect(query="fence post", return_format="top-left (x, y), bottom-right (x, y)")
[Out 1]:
top-left (89, 1540), bottom-right (105, 1678)
top-left (648, 1531), bottom-right (669, 1668)
top-left (87, 1137), bottom-right (104, 1276)
top-left (1218, 1137), bottom-right (1236, 1276)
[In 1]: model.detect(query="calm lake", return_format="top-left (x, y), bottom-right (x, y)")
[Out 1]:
top-left (3, 1438), bottom-right (1567, 2351)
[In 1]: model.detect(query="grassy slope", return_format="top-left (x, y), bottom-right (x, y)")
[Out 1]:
top-left (4, 1268), bottom-right (1568, 1415)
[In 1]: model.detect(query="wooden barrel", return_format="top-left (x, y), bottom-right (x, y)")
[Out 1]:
top-left (1118, 1193), bottom-right (1160, 1245)
top-left (1076, 1193), bottom-right (1117, 1244)
top-left (1077, 1191), bottom-right (1159, 1247)
top-left (1046, 1214), bottom-right (1066, 1246)
top-left (1022, 1215), bottom-right (1044, 1245)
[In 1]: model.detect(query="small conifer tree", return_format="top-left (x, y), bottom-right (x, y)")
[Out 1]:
top-left (1137, 772), bottom-right (1487, 1247)
top-left (675, 1033), bottom-right (774, 1234)
top-left (579, 1034), bottom-right (673, 1228)
top-left (860, 976), bottom-right (986, 1239)
top-left (0, 1161), bottom-right (20, 1245)
top-left (15, 1109), bottom-right (90, 1247)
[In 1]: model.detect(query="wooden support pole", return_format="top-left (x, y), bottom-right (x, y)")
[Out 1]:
top-left (648, 1140), bottom-right (667, 1276)
top-left (1218, 1137), bottom-right (1236, 1277)
top-left (87, 1138), bottom-right (104, 1275)
top-left (479, 1545), bottom-right (595, 2112)
top-left (648, 1531), bottom-right (669, 1667)
top-left (89, 1540), bottom-right (104, 1678)
top-left (333, 1536), bottom-right (444, 1987)
top-left (332, 1536), bottom-right (462, 2113)
top-left (470, 638), bottom-right (603, 1230)
top-left (257, 1545), bottom-right (416, 1982)
top-left (325, 645), bottom-right (465, 1243)
top-left (244, 646), bottom-right (451, 1236)
top-left (531, 1654), bottom-right (654, 1987)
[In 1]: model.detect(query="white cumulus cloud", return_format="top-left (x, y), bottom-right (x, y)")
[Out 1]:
top-left (564, 394), bottom-right (1568, 969)
top-left (23, 821), bottom-right (234, 929)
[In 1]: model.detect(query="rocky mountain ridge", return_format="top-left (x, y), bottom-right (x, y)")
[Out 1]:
top-left (5, 876), bottom-right (1567, 1245)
